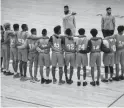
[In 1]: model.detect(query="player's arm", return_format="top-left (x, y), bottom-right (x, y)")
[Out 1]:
top-left (17, 39), bottom-right (27, 49)
top-left (100, 40), bottom-right (110, 53)
top-left (86, 39), bottom-right (92, 53)
top-left (27, 36), bottom-right (42, 40)
top-left (73, 16), bottom-right (76, 28)
top-left (3, 32), bottom-right (11, 44)
top-left (112, 16), bottom-right (115, 30)
top-left (101, 16), bottom-right (104, 30)
top-left (35, 40), bottom-right (42, 53)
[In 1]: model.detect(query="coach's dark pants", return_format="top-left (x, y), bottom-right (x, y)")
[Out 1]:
top-left (102, 29), bottom-right (114, 38)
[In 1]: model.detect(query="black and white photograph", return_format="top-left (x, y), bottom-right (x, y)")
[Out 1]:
top-left (0, 0), bottom-right (124, 107)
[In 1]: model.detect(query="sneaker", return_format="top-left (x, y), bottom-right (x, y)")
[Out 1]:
top-left (96, 81), bottom-right (100, 86)
top-left (68, 79), bottom-right (73, 84)
top-left (77, 81), bottom-right (81, 86)
top-left (101, 79), bottom-right (108, 82)
top-left (3, 71), bottom-right (7, 75)
top-left (58, 80), bottom-right (65, 85)
top-left (13, 73), bottom-right (20, 78)
top-left (41, 78), bottom-right (46, 84)
top-left (83, 81), bottom-right (87, 86)
top-left (34, 77), bottom-right (40, 82)
top-left (90, 81), bottom-right (95, 86)
top-left (119, 75), bottom-right (124, 80)
top-left (20, 76), bottom-right (28, 81)
top-left (1, 68), bottom-right (4, 72)
top-left (45, 79), bottom-right (52, 84)
top-left (109, 78), bottom-right (113, 82)
top-left (30, 77), bottom-right (35, 83)
top-left (53, 78), bottom-right (57, 84)
top-left (113, 77), bottom-right (120, 81)
top-left (5, 72), bottom-right (14, 76)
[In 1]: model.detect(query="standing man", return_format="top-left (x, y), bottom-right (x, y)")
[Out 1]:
top-left (101, 7), bottom-right (115, 37)
top-left (63, 5), bottom-right (76, 35)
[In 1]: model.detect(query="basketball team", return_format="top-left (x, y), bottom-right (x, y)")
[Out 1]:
top-left (1, 6), bottom-right (124, 86)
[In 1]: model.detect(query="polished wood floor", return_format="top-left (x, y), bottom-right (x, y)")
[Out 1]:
top-left (1, 0), bottom-right (124, 107)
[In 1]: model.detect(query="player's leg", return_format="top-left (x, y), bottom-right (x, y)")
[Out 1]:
top-left (2, 46), bottom-right (6, 74)
top-left (44, 53), bottom-right (52, 84)
top-left (109, 54), bottom-right (114, 81)
top-left (58, 53), bottom-right (65, 85)
top-left (82, 54), bottom-right (88, 86)
top-left (90, 53), bottom-right (96, 86)
top-left (18, 50), bottom-right (23, 77)
top-left (52, 52), bottom-right (57, 84)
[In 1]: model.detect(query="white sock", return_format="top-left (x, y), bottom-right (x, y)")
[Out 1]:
top-left (46, 76), bottom-right (49, 80)
top-left (83, 79), bottom-right (86, 82)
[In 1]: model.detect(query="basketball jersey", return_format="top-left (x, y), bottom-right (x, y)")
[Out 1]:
top-left (65, 37), bottom-right (75, 54)
top-left (18, 31), bottom-right (29, 45)
top-left (10, 33), bottom-right (17, 48)
top-left (26, 35), bottom-right (37, 53)
top-left (90, 37), bottom-right (102, 53)
top-left (77, 36), bottom-right (88, 52)
top-left (38, 36), bottom-right (50, 54)
top-left (52, 35), bottom-right (63, 53)
top-left (108, 38), bottom-right (116, 53)
top-left (116, 34), bottom-right (124, 51)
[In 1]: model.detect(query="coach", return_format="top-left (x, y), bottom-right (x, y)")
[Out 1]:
top-left (63, 5), bottom-right (76, 35)
top-left (101, 7), bottom-right (115, 37)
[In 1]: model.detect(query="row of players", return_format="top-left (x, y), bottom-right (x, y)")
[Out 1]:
top-left (1, 23), bottom-right (124, 86)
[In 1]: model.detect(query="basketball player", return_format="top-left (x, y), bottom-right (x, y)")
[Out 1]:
top-left (17, 24), bottom-right (29, 81)
top-left (102, 33), bottom-right (116, 82)
top-left (107, 25), bottom-right (124, 81)
top-left (40, 25), bottom-right (65, 85)
top-left (63, 5), bottom-right (76, 35)
top-left (36, 29), bottom-right (52, 84)
top-left (88, 29), bottom-right (104, 86)
top-left (10, 24), bottom-right (20, 78)
top-left (18, 28), bottom-right (39, 83)
top-left (63, 28), bottom-right (76, 84)
top-left (2, 23), bottom-right (14, 75)
top-left (1, 25), bottom-right (4, 72)
top-left (76, 28), bottom-right (89, 86)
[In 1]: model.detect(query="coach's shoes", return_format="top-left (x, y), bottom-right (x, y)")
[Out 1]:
top-left (41, 78), bottom-right (46, 84)
top-left (46, 79), bottom-right (52, 84)
top-left (53, 78), bottom-right (57, 84)
top-left (5, 71), bottom-right (14, 76)
top-left (90, 81), bottom-right (95, 86)
top-left (101, 79), bottom-right (108, 82)
top-left (13, 73), bottom-right (20, 78)
top-left (83, 81), bottom-right (87, 86)
top-left (96, 81), bottom-right (100, 86)
top-left (77, 81), bottom-right (81, 86)
top-left (58, 80), bottom-right (65, 85)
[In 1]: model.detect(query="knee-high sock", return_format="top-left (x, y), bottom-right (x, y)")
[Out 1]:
top-left (34, 66), bottom-right (38, 78)
top-left (40, 66), bottom-right (44, 79)
top-left (105, 66), bottom-right (109, 79)
top-left (52, 66), bottom-right (56, 80)
top-left (46, 67), bottom-right (50, 78)
top-left (109, 66), bottom-right (113, 78)
top-left (91, 67), bottom-right (95, 81)
top-left (83, 66), bottom-right (86, 80)
top-left (116, 64), bottom-right (119, 77)
top-left (23, 62), bottom-right (27, 77)
top-left (97, 66), bottom-right (101, 81)
top-left (59, 67), bottom-right (63, 81)
top-left (64, 65), bottom-right (68, 80)
top-left (69, 66), bottom-right (73, 80)
top-left (19, 60), bottom-right (23, 76)
top-left (77, 67), bottom-right (81, 80)
top-left (121, 64), bottom-right (124, 76)
top-left (1, 57), bottom-right (3, 67)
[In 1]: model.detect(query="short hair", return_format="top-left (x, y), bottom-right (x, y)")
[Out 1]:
top-left (54, 25), bottom-right (61, 34)
top-left (106, 7), bottom-right (111, 11)
top-left (1, 25), bottom-right (3, 31)
top-left (65, 28), bottom-right (71, 36)
top-left (21, 24), bottom-right (27, 30)
top-left (78, 28), bottom-right (85, 35)
top-left (117, 25), bottom-right (124, 33)
top-left (64, 5), bottom-right (69, 8)
top-left (13, 24), bottom-right (19, 31)
top-left (90, 28), bottom-right (98, 37)
top-left (4, 23), bottom-right (10, 30)
top-left (42, 29), bottom-right (47, 35)
top-left (31, 28), bottom-right (36, 34)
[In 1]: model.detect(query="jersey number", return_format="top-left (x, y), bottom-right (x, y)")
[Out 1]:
top-left (93, 45), bottom-right (100, 50)
top-left (54, 43), bottom-right (59, 49)
top-left (78, 44), bottom-right (85, 50)
top-left (67, 44), bottom-right (74, 50)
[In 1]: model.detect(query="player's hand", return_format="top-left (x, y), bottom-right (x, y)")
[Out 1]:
top-left (72, 12), bottom-right (77, 15)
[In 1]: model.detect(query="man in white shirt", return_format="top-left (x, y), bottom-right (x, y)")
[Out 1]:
top-left (63, 5), bottom-right (76, 36)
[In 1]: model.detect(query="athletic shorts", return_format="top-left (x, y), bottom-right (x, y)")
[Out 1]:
top-left (28, 52), bottom-right (38, 67)
top-left (103, 53), bottom-right (115, 66)
top-left (65, 53), bottom-right (75, 67)
top-left (10, 47), bottom-right (18, 61)
top-left (18, 49), bottom-right (28, 62)
top-left (90, 52), bottom-right (101, 67)
top-left (52, 52), bottom-right (64, 67)
top-left (115, 50), bottom-right (124, 66)
top-left (38, 53), bottom-right (51, 67)
top-left (76, 53), bottom-right (88, 67)
top-left (2, 45), bottom-right (10, 61)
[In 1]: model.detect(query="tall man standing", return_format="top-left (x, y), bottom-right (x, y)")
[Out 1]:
top-left (63, 5), bottom-right (76, 35)
top-left (101, 7), bottom-right (115, 37)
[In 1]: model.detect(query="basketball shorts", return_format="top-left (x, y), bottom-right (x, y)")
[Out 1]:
top-left (52, 52), bottom-right (64, 67)
top-left (28, 52), bottom-right (38, 67)
top-left (18, 49), bottom-right (28, 62)
top-left (90, 52), bottom-right (101, 67)
top-left (115, 50), bottom-right (124, 66)
top-left (39, 53), bottom-right (51, 67)
top-left (65, 53), bottom-right (75, 67)
top-left (76, 53), bottom-right (88, 67)
top-left (103, 53), bottom-right (115, 66)
top-left (10, 47), bottom-right (18, 61)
